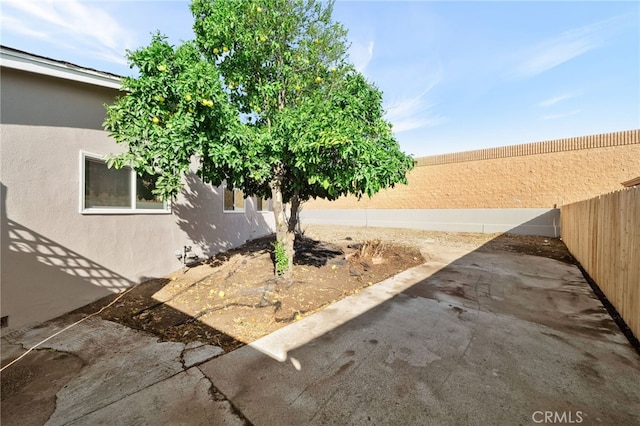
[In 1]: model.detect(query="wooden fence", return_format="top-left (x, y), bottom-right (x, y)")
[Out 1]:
top-left (561, 186), bottom-right (640, 340)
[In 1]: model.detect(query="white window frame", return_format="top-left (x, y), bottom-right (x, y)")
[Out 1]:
top-left (222, 182), bottom-right (246, 213)
top-left (80, 151), bottom-right (170, 215)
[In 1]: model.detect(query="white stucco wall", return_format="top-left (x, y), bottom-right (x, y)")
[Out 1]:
top-left (1, 66), bottom-right (275, 332)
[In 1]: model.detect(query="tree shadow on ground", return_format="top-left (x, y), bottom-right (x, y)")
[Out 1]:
top-left (63, 233), bottom-right (357, 352)
top-left (67, 277), bottom-right (245, 352)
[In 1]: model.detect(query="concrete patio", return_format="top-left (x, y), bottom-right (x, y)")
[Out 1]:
top-left (2, 243), bottom-right (639, 425)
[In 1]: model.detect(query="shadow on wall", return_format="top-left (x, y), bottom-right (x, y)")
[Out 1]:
top-left (505, 209), bottom-right (561, 237)
top-left (0, 68), bottom-right (116, 131)
top-left (172, 173), bottom-right (273, 257)
top-left (1, 183), bottom-right (132, 331)
top-left (4, 219), bottom-right (132, 291)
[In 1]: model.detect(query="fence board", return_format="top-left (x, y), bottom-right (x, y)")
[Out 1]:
top-left (561, 186), bottom-right (640, 340)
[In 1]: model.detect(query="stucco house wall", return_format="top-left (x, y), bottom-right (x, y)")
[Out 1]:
top-left (0, 47), bottom-right (275, 332)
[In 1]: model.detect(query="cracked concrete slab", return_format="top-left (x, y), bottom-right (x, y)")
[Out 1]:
top-left (64, 367), bottom-right (246, 426)
top-left (200, 250), bottom-right (640, 425)
top-left (2, 317), bottom-right (240, 425)
top-left (183, 342), bottom-right (224, 368)
top-left (1, 347), bottom-right (83, 426)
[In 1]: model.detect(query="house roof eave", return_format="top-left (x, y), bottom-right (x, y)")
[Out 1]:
top-left (0, 45), bottom-right (122, 90)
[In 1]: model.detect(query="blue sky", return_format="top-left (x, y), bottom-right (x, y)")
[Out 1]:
top-left (1, 1), bottom-right (638, 157)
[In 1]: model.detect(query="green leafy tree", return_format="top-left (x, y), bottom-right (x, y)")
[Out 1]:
top-left (104, 0), bottom-right (414, 275)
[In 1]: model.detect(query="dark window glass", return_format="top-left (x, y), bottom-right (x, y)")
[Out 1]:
top-left (85, 158), bottom-right (130, 208)
top-left (136, 173), bottom-right (165, 209)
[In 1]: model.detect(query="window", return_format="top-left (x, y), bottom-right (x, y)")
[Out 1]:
top-left (223, 185), bottom-right (245, 212)
top-left (81, 152), bottom-right (169, 214)
top-left (256, 197), bottom-right (272, 212)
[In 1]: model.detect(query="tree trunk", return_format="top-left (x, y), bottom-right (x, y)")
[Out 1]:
top-left (271, 179), bottom-right (295, 276)
top-left (288, 191), bottom-right (301, 235)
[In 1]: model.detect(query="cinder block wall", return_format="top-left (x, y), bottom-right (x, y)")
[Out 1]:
top-left (304, 130), bottom-right (640, 210)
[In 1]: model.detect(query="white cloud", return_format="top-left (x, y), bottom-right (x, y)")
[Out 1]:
top-left (542, 109), bottom-right (581, 120)
top-left (0, 15), bottom-right (50, 40)
top-left (514, 40), bottom-right (596, 79)
top-left (538, 93), bottom-right (575, 107)
top-left (349, 40), bottom-right (374, 73)
top-left (511, 17), bottom-right (620, 79)
top-left (384, 75), bottom-right (444, 134)
top-left (1, 0), bottom-right (135, 65)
